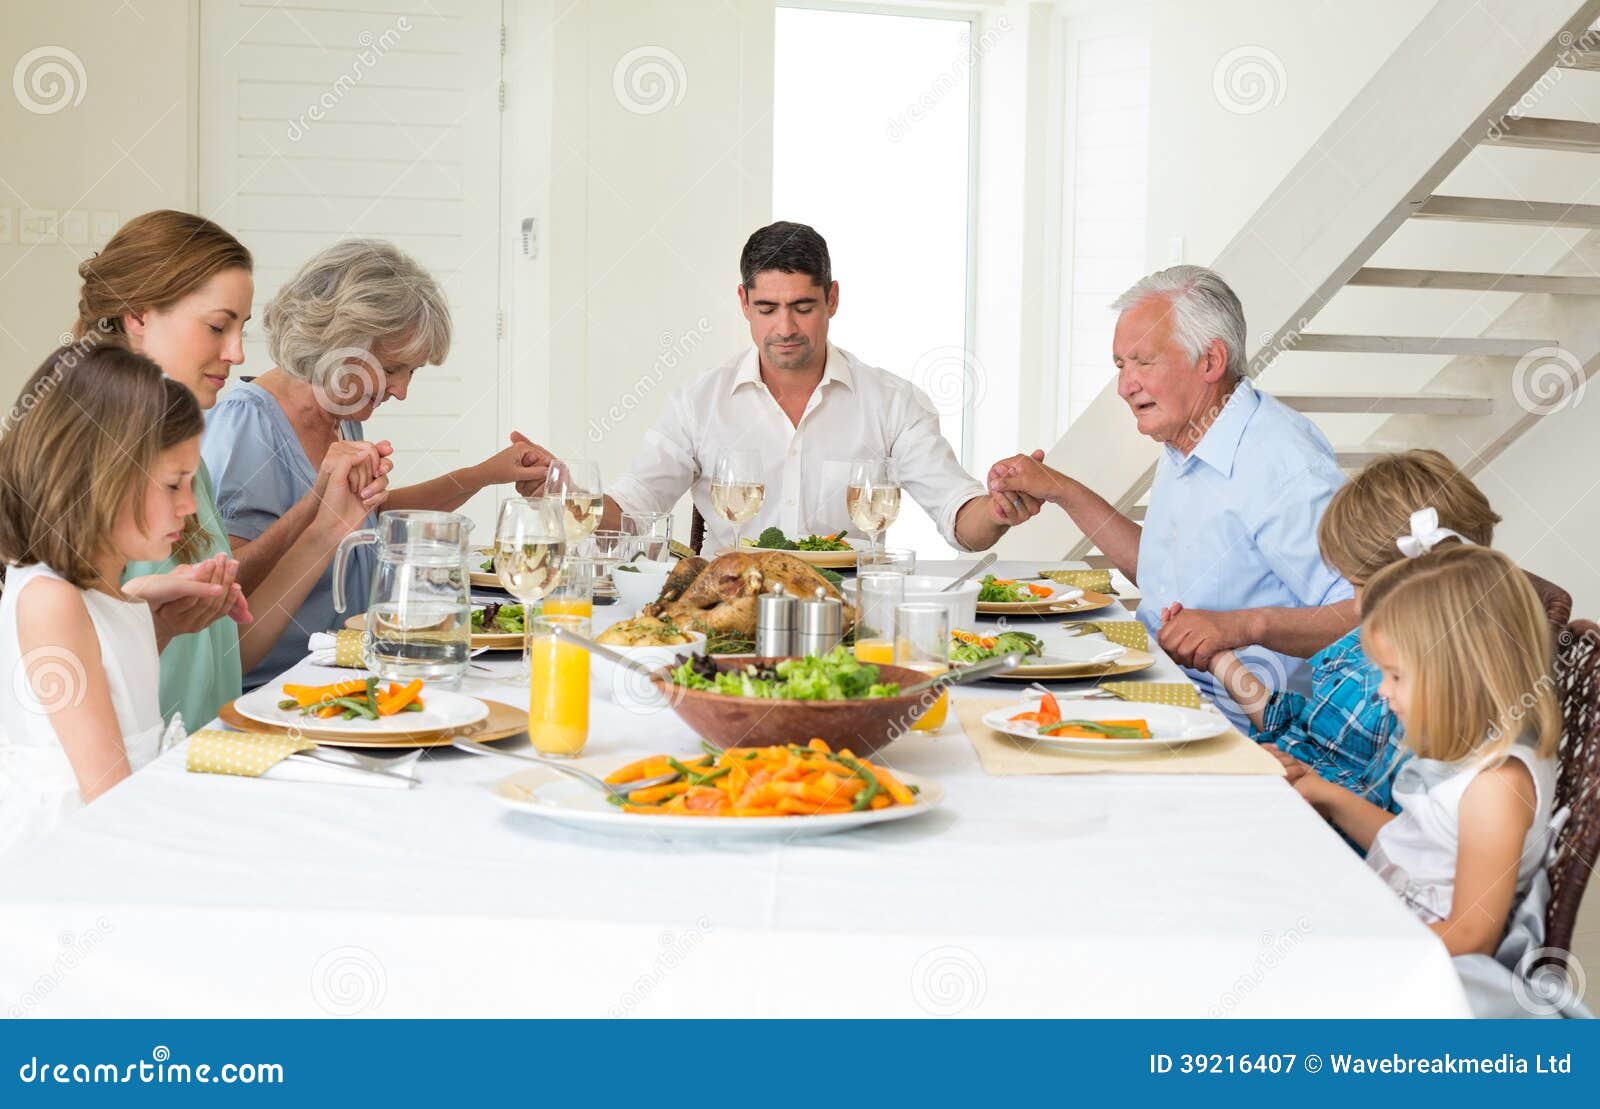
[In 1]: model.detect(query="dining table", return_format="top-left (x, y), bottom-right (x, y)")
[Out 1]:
top-left (0, 559), bottom-right (1470, 1018)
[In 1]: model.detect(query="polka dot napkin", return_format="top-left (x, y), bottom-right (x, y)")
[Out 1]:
top-left (1069, 621), bottom-right (1148, 650)
top-left (186, 728), bottom-right (315, 778)
top-left (1038, 569), bottom-right (1112, 593)
top-left (305, 629), bottom-right (368, 669)
top-left (1096, 681), bottom-right (1202, 709)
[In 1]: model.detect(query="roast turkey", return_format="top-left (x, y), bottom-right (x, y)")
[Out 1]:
top-left (645, 551), bottom-right (856, 635)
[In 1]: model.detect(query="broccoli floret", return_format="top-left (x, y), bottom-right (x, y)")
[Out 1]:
top-left (755, 526), bottom-right (795, 550)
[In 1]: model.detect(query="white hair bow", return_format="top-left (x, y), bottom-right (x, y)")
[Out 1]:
top-left (1395, 507), bottom-right (1469, 558)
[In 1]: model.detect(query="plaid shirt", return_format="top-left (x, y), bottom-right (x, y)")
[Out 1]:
top-left (1252, 628), bottom-right (1409, 812)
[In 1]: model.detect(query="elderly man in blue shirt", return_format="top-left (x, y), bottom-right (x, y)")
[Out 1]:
top-left (989, 265), bottom-right (1355, 725)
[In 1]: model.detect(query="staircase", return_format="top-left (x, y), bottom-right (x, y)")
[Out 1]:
top-left (1016, 0), bottom-right (1600, 571)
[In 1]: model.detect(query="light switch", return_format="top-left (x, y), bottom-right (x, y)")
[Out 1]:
top-left (0, 208), bottom-right (13, 244)
top-left (91, 209), bottom-right (120, 244)
top-left (19, 208), bottom-right (56, 244)
top-left (60, 208), bottom-right (89, 246)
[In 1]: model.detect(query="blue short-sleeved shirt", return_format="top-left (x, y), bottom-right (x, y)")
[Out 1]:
top-left (1135, 379), bottom-right (1355, 728)
top-left (204, 381), bottom-right (375, 689)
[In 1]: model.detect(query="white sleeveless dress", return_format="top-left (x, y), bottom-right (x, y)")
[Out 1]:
top-left (1366, 740), bottom-right (1555, 924)
top-left (0, 563), bottom-right (164, 855)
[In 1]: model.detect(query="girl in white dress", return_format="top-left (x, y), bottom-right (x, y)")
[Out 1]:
top-left (1287, 544), bottom-right (1560, 958)
top-left (0, 343), bottom-right (211, 853)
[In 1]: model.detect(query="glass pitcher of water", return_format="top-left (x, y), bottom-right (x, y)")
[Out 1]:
top-left (332, 510), bottom-right (474, 682)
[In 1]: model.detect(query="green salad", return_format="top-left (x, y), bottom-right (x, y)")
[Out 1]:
top-left (746, 526), bottom-right (852, 552)
top-left (672, 645), bottom-right (899, 700)
top-left (471, 602), bottom-right (525, 633)
top-left (976, 574), bottom-right (1052, 603)
top-left (948, 629), bottom-right (1044, 666)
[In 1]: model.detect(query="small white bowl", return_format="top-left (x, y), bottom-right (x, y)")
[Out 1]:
top-left (591, 631), bottom-right (707, 715)
top-left (842, 574), bottom-right (979, 630)
top-left (611, 566), bottom-right (669, 613)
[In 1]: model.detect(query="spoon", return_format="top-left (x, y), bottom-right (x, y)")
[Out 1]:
top-left (451, 737), bottom-right (679, 799)
top-left (550, 625), bottom-right (667, 681)
top-left (942, 552), bottom-right (997, 592)
top-left (899, 651), bottom-right (1023, 696)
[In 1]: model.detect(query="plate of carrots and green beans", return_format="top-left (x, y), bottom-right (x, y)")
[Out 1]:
top-left (232, 676), bottom-right (490, 736)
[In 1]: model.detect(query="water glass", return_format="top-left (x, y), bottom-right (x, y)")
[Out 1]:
top-left (544, 558), bottom-right (596, 620)
top-left (621, 511), bottom-right (673, 562)
top-left (856, 547), bottom-right (916, 575)
top-left (853, 572), bottom-right (904, 665)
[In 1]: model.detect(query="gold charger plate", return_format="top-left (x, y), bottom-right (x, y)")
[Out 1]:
top-left (976, 589), bottom-right (1116, 617)
top-left (217, 698), bottom-right (526, 749)
top-left (731, 545), bottom-right (860, 568)
top-left (344, 611), bottom-right (522, 652)
top-left (987, 647), bottom-right (1155, 681)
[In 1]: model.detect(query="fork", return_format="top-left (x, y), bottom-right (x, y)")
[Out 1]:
top-left (450, 737), bottom-right (679, 800)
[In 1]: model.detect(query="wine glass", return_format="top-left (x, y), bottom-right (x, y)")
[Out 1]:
top-left (547, 458), bottom-right (604, 545)
top-left (709, 448), bottom-right (765, 551)
top-left (494, 496), bottom-right (567, 679)
top-left (847, 458), bottom-right (901, 554)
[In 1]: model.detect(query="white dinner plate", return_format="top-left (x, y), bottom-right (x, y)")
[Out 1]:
top-left (490, 763), bottom-right (944, 840)
top-left (235, 682), bottom-right (490, 736)
top-left (981, 698), bottom-right (1229, 754)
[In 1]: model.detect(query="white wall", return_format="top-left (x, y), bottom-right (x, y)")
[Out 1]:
top-left (1141, 0), bottom-right (1598, 617)
top-left (0, 0), bottom-right (196, 400)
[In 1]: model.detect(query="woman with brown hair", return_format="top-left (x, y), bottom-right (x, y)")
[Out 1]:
top-left (76, 210), bottom-right (389, 724)
top-left (0, 346), bottom-right (207, 849)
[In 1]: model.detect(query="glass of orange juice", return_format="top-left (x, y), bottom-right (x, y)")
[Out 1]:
top-left (895, 603), bottom-right (950, 732)
top-left (528, 612), bottom-right (590, 757)
top-left (542, 558), bottom-right (595, 620)
top-left (853, 572), bottom-right (903, 665)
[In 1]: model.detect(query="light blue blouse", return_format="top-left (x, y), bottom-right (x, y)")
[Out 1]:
top-left (1134, 379), bottom-right (1354, 728)
top-left (204, 381), bottom-right (375, 689)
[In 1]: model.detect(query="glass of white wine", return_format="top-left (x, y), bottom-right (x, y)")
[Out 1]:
top-left (847, 458), bottom-right (901, 554)
top-left (547, 457), bottom-right (604, 545)
top-left (494, 496), bottom-right (567, 679)
top-left (709, 448), bottom-right (765, 552)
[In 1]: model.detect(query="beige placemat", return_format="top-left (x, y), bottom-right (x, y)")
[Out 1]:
top-left (956, 698), bottom-right (1285, 777)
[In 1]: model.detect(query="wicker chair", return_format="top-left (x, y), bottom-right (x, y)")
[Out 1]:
top-left (1527, 570), bottom-right (1574, 631)
top-left (1548, 619), bottom-right (1600, 974)
top-left (689, 507), bottom-right (706, 556)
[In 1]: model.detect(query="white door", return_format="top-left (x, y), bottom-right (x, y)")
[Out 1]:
top-left (198, 0), bottom-right (507, 534)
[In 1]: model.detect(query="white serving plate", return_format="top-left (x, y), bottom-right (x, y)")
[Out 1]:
top-left (235, 682), bottom-right (490, 736)
top-left (981, 697), bottom-right (1229, 755)
top-left (490, 764), bottom-right (944, 840)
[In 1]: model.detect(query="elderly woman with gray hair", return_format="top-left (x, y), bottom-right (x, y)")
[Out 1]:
top-left (206, 238), bottom-right (546, 687)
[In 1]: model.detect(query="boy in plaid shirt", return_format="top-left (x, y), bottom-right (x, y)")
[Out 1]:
top-left (1204, 450), bottom-right (1499, 811)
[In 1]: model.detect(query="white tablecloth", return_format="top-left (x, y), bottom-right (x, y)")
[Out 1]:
top-left (0, 562), bottom-right (1469, 1018)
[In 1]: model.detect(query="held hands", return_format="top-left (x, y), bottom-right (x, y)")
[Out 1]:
top-left (125, 554), bottom-right (253, 645)
top-left (315, 439), bottom-right (393, 509)
top-left (1157, 601), bottom-right (1253, 670)
top-left (1264, 746), bottom-right (1339, 808)
top-left (480, 430), bottom-right (554, 493)
top-left (314, 443), bottom-right (388, 537)
top-left (988, 449), bottom-right (1067, 506)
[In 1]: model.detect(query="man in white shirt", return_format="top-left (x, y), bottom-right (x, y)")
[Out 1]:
top-left (522, 222), bottom-right (1037, 552)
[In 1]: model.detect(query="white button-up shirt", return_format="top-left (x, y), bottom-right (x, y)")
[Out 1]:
top-left (609, 344), bottom-right (986, 553)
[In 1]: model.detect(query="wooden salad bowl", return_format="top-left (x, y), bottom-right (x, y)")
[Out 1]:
top-left (647, 655), bottom-right (934, 758)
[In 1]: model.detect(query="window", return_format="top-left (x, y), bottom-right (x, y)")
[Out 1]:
top-left (773, 4), bottom-right (975, 555)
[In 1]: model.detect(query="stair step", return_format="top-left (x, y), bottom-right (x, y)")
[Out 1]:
top-left (1335, 448), bottom-right (1392, 469)
top-left (1483, 116), bottom-right (1600, 152)
top-left (1292, 333), bottom-right (1556, 356)
top-left (1556, 45), bottom-right (1600, 71)
top-left (1126, 505), bottom-right (1147, 522)
top-left (1348, 267), bottom-right (1600, 295)
top-left (1413, 194), bottom-right (1600, 229)
top-left (1278, 391), bottom-right (1494, 416)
